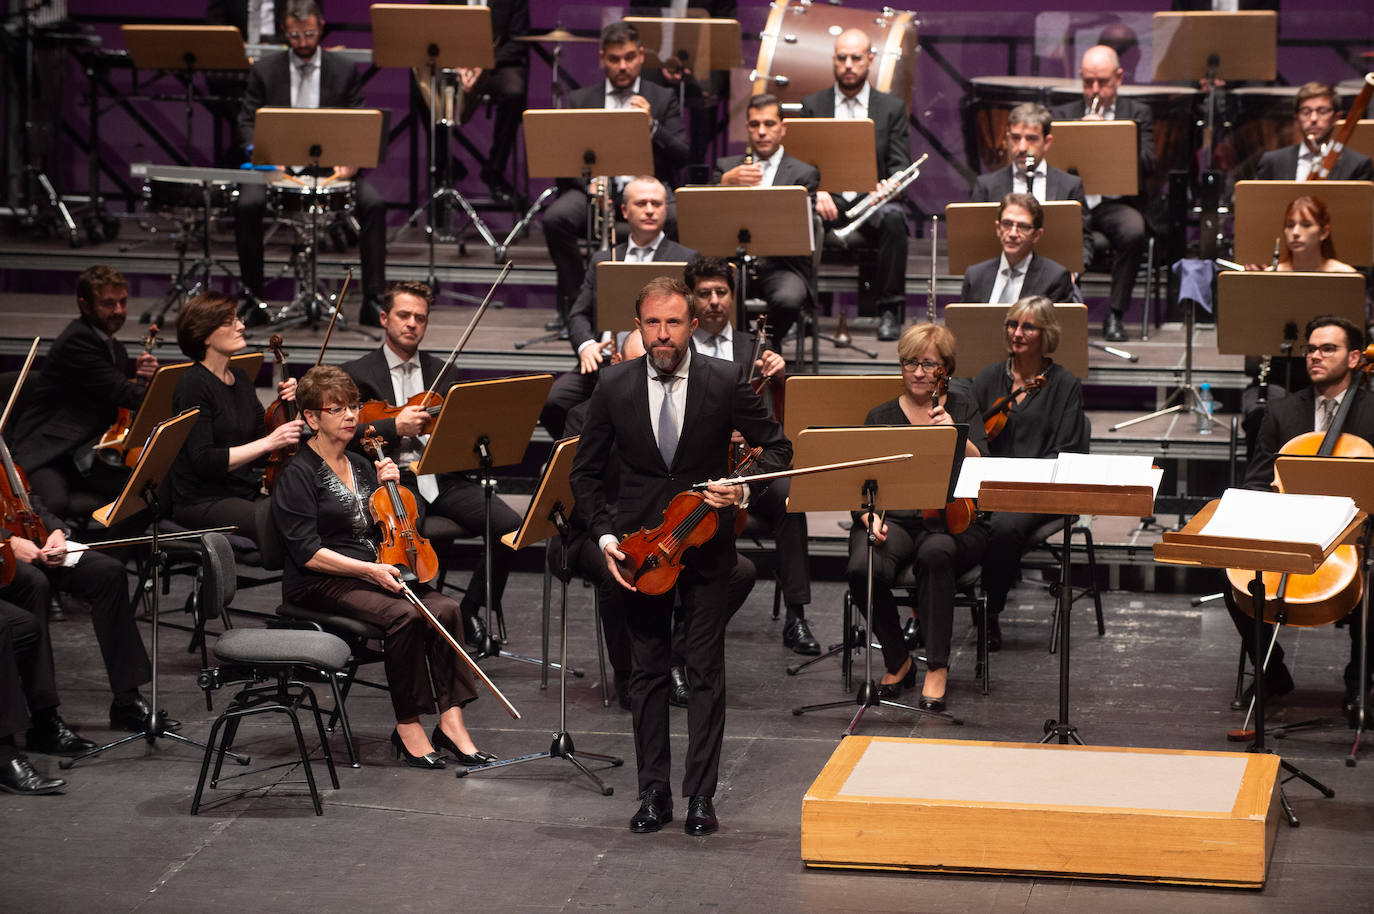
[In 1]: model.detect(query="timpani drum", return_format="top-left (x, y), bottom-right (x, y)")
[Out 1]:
top-left (751, 1), bottom-right (918, 105)
top-left (267, 180), bottom-right (355, 221)
top-left (963, 76), bottom-right (1075, 173)
top-left (1230, 85), bottom-right (1298, 177)
top-left (142, 176), bottom-right (237, 213)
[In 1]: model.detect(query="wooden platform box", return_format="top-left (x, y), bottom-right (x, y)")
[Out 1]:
top-left (801, 737), bottom-right (1280, 888)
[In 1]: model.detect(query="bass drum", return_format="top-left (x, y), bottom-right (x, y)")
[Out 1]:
top-left (1229, 86), bottom-right (1298, 179)
top-left (751, 2), bottom-right (917, 105)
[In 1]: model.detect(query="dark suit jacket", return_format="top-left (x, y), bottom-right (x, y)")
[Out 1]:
top-left (237, 49), bottom-right (365, 150)
top-left (973, 164), bottom-right (1091, 262)
top-left (1243, 385), bottom-right (1374, 490)
top-left (712, 150), bottom-right (819, 289)
top-left (1050, 96), bottom-right (1155, 208)
top-left (12, 316), bottom-right (146, 473)
top-left (569, 353), bottom-right (791, 576)
top-left (1255, 145), bottom-right (1374, 182)
top-left (566, 79), bottom-right (689, 188)
top-left (340, 348), bottom-right (457, 461)
top-left (797, 86), bottom-right (910, 181)
top-left (566, 238), bottom-right (698, 353)
top-left (960, 253), bottom-right (1076, 304)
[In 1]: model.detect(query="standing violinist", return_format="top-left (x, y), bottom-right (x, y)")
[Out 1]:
top-left (342, 281), bottom-right (520, 655)
top-left (570, 276), bottom-right (790, 837)
top-left (169, 292), bottom-right (304, 543)
top-left (1226, 315), bottom-right (1374, 719)
top-left (970, 296), bottom-right (1087, 651)
top-left (11, 265), bottom-right (158, 521)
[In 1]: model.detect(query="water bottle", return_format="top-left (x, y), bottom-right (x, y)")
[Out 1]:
top-left (1197, 383), bottom-right (1213, 435)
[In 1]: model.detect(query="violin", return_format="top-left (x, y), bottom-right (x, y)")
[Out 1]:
top-left (261, 334), bottom-right (299, 492)
top-left (0, 436), bottom-right (47, 546)
top-left (921, 367), bottom-right (976, 535)
top-left (360, 426), bottom-right (440, 585)
top-left (745, 315), bottom-right (785, 424)
top-left (357, 390), bottom-right (445, 430)
top-left (983, 373), bottom-right (1047, 442)
top-left (618, 449), bottom-right (760, 596)
top-left (1225, 344), bottom-right (1374, 626)
top-left (0, 536), bottom-right (13, 587)
top-left (95, 323), bottom-right (159, 464)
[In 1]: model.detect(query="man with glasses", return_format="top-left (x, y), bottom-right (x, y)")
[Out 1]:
top-left (1226, 315), bottom-right (1374, 722)
top-left (960, 193), bottom-right (1076, 305)
top-left (1256, 81), bottom-right (1374, 182)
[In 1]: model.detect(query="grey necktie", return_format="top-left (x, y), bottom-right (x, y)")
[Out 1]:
top-left (997, 266), bottom-right (1020, 304)
top-left (296, 62), bottom-right (317, 108)
top-left (710, 334), bottom-right (724, 358)
top-left (1319, 397), bottom-right (1336, 431)
top-left (657, 375), bottom-right (679, 466)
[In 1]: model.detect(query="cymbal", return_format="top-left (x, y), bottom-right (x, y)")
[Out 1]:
top-left (515, 29), bottom-right (598, 45)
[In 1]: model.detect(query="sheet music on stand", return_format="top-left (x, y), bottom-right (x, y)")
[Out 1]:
top-left (1201, 489), bottom-right (1359, 551)
top-left (954, 453), bottom-right (1163, 501)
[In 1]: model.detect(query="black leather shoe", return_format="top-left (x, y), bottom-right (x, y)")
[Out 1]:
top-left (987, 613), bottom-right (1002, 653)
top-left (27, 712), bottom-right (96, 757)
top-left (0, 753), bottom-right (65, 796)
top-left (902, 615), bottom-right (922, 651)
top-left (430, 725), bottom-right (497, 766)
top-left (918, 695), bottom-right (947, 713)
top-left (876, 659), bottom-right (917, 699)
top-left (544, 316), bottom-right (567, 332)
top-left (783, 618), bottom-right (820, 655)
top-left (481, 171), bottom-right (516, 204)
top-left (877, 310), bottom-right (901, 341)
top-left (110, 695), bottom-right (181, 733)
top-left (1103, 311), bottom-right (1127, 342)
top-left (463, 612), bottom-right (492, 657)
top-left (684, 795), bottom-right (718, 836)
top-left (668, 666), bottom-right (690, 708)
top-left (390, 729), bottom-right (446, 769)
top-left (630, 789), bottom-right (673, 833)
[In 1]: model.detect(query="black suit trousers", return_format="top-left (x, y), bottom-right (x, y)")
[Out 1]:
top-left (981, 511), bottom-right (1058, 615)
top-left (829, 200), bottom-right (908, 312)
top-left (482, 65), bottom-right (528, 180)
top-left (745, 476), bottom-right (810, 610)
top-left (418, 471), bottom-right (521, 616)
top-left (1089, 200), bottom-right (1146, 316)
top-left (0, 586), bottom-right (58, 739)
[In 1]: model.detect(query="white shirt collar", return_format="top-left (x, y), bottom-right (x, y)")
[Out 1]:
top-left (999, 250), bottom-right (1033, 275)
top-left (694, 323), bottom-right (733, 348)
top-left (626, 230), bottom-right (666, 257)
top-left (382, 344), bottom-right (421, 374)
top-left (604, 76), bottom-right (641, 100)
top-left (646, 345), bottom-right (691, 380)
top-left (834, 82), bottom-right (871, 112)
top-left (294, 48), bottom-right (320, 70)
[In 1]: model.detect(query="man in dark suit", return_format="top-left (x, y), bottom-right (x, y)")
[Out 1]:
top-left (961, 194), bottom-right (1076, 304)
top-left (1256, 81), bottom-right (1374, 182)
top-left (341, 281), bottom-right (521, 655)
top-left (11, 265), bottom-right (157, 519)
top-left (571, 277), bottom-right (790, 837)
top-left (0, 592), bottom-right (80, 794)
top-left (685, 255), bottom-right (817, 656)
top-left (712, 93), bottom-right (819, 350)
top-left (972, 103), bottom-right (1092, 270)
top-left (234, 0), bottom-right (387, 322)
top-left (541, 21), bottom-right (690, 334)
top-left (1052, 45), bottom-right (1154, 343)
top-left (540, 176), bottom-right (697, 440)
top-left (798, 28), bottom-right (911, 341)
top-left (1228, 315), bottom-right (1374, 721)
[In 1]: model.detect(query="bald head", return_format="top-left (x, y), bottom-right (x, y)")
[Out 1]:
top-left (1079, 44), bottom-right (1123, 110)
top-left (832, 29), bottom-right (873, 96)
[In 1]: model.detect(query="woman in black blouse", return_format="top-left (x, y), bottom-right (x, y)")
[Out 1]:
top-left (844, 323), bottom-right (989, 711)
top-left (271, 366), bottom-right (492, 770)
top-left (970, 295), bottom-right (1088, 649)
top-left (170, 292), bottom-right (303, 541)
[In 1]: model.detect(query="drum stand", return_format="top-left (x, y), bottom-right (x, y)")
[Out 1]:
top-left (143, 181), bottom-right (242, 325)
top-left (1107, 287), bottom-right (1216, 432)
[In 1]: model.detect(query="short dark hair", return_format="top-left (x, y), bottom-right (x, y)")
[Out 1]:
top-left (635, 276), bottom-right (695, 320)
top-left (282, 1), bottom-right (322, 23)
top-left (683, 256), bottom-right (736, 297)
top-left (1306, 315), bottom-right (1364, 352)
top-left (383, 280), bottom-right (434, 313)
top-left (1295, 81), bottom-right (1337, 113)
top-left (747, 93), bottom-right (782, 117)
top-left (1006, 102), bottom-right (1053, 137)
top-left (175, 291), bottom-right (238, 361)
top-left (76, 264), bottom-right (126, 306)
top-left (601, 21), bottom-right (639, 50)
top-left (999, 192), bottom-right (1043, 230)
top-left (297, 364), bottom-right (360, 412)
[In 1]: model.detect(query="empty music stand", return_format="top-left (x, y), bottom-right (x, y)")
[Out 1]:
top-left (122, 25), bottom-right (249, 161)
top-left (413, 374), bottom-right (558, 670)
top-left (459, 437), bottom-right (624, 791)
top-left (676, 185), bottom-right (813, 330)
top-left (252, 107), bottom-right (383, 332)
top-left (788, 426), bottom-right (955, 732)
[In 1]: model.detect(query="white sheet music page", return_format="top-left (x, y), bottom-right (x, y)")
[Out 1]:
top-left (1052, 452), bottom-right (1164, 498)
top-left (953, 457), bottom-right (1057, 499)
top-left (1202, 488), bottom-right (1359, 551)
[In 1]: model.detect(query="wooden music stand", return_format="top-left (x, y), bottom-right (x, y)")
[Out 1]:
top-left (1044, 121), bottom-right (1138, 197)
top-left (1150, 12), bottom-right (1278, 83)
top-left (1336, 119), bottom-right (1374, 163)
top-left (945, 201), bottom-right (1084, 275)
top-left (1155, 494), bottom-right (1361, 825)
top-left (462, 436), bottom-right (624, 790)
top-left (781, 375), bottom-right (901, 444)
top-left (979, 465), bottom-right (1158, 745)
top-left (626, 16), bottom-right (743, 72)
top-left (521, 109), bottom-right (654, 180)
top-left (1233, 181), bottom-right (1374, 268)
top-left (1216, 272), bottom-right (1366, 365)
top-left (943, 303), bottom-right (1089, 379)
top-left (251, 108), bottom-right (385, 170)
top-left (369, 3), bottom-right (494, 69)
top-left (787, 425), bottom-right (956, 731)
top-left (775, 119), bottom-right (879, 193)
top-left (595, 261), bottom-right (689, 336)
top-left (676, 185), bottom-right (814, 327)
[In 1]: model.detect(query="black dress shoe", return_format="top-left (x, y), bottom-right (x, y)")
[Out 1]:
top-left (902, 615), bottom-right (923, 651)
top-left (918, 695), bottom-right (947, 713)
top-left (481, 171), bottom-right (517, 204)
top-left (544, 315), bottom-right (567, 332)
top-left (27, 712), bottom-right (97, 757)
top-left (630, 789), bottom-right (673, 833)
top-left (668, 666), bottom-right (690, 708)
top-left (430, 725), bottom-right (497, 766)
top-left (877, 310), bottom-right (901, 342)
top-left (390, 729), bottom-right (446, 769)
top-left (109, 695), bottom-right (181, 733)
top-left (987, 613), bottom-right (1002, 653)
top-left (0, 753), bottom-right (65, 796)
top-left (684, 795), bottom-right (718, 836)
top-left (876, 659), bottom-right (917, 699)
top-left (1103, 311), bottom-right (1127, 342)
top-left (462, 613), bottom-right (491, 657)
top-left (782, 618), bottom-right (821, 656)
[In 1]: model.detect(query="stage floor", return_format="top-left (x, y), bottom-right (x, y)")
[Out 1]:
top-left (3, 564), bottom-right (1371, 912)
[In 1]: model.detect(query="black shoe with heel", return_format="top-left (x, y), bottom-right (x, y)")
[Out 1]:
top-left (390, 729), bottom-right (446, 769)
top-left (430, 725), bottom-right (497, 766)
top-left (877, 659), bottom-right (917, 699)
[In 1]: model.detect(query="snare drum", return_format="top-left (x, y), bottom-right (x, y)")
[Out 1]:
top-left (142, 177), bottom-right (236, 213)
top-left (267, 180), bottom-right (355, 220)
top-left (752, 1), bottom-right (918, 104)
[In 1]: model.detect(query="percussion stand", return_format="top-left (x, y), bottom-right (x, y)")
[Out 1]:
top-left (146, 177), bottom-right (249, 326)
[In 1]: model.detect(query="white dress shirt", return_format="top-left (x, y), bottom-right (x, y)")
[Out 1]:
top-left (383, 346), bottom-right (439, 503)
top-left (1014, 158), bottom-right (1048, 203)
top-left (693, 324), bottom-right (734, 360)
top-left (1315, 390), bottom-right (1346, 432)
top-left (989, 252), bottom-right (1032, 304)
top-left (753, 146), bottom-right (785, 187)
top-left (625, 230), bottom-right (665, 263)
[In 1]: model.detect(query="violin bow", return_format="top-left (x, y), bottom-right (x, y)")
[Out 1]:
top-left (424, 261), bottom-right (513, 401)
top-left (692, 452), bottom-right (914, 491)
top-left (314, 267), bottom-right (353, 366)
top-left (0, 337), bottom-right (40, 439)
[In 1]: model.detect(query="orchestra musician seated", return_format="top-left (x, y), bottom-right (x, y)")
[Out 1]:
top-left (961, 193), bottom-right (1077, 305)
top-left (845, 323), bottom-right (989, 711)
top-left (169, 292), bottom-right (304, 544)
top-left (1246, 194), bottom-right (1357, 275)
top-left (1255, 82), bottom-right (1374, 182)
top-left (970, 296), bottom-right (1088, 651)
top-left (270, 366), bottom-right (493, 770)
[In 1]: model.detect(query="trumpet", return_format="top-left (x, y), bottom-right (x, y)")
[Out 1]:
top-left (591, 176), bottom-right (615, 252)
top-left (1088, 93), bottom-right (1102, 117)
top-left (833, 153), bottom-right (928, 241)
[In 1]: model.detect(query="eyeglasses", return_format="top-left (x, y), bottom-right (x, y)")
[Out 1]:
top-left (318, 402), bottom-right (361, 416)
top-left (286, 30), bottom-right (319, 41)
top-left (1304, 343), bottom-right (1346, 357)
top-left (998, 219), bottom-right (1035, 234)
top-left (1005, 321), bottom-right (1040, 334)
top-left (899, 358), bottom-right (942, 373)
top-left (1297, 106), bottom-right (1334, 117)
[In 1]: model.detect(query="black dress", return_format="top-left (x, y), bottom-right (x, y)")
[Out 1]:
top-left (170, 362), bottom-right (268, 538)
